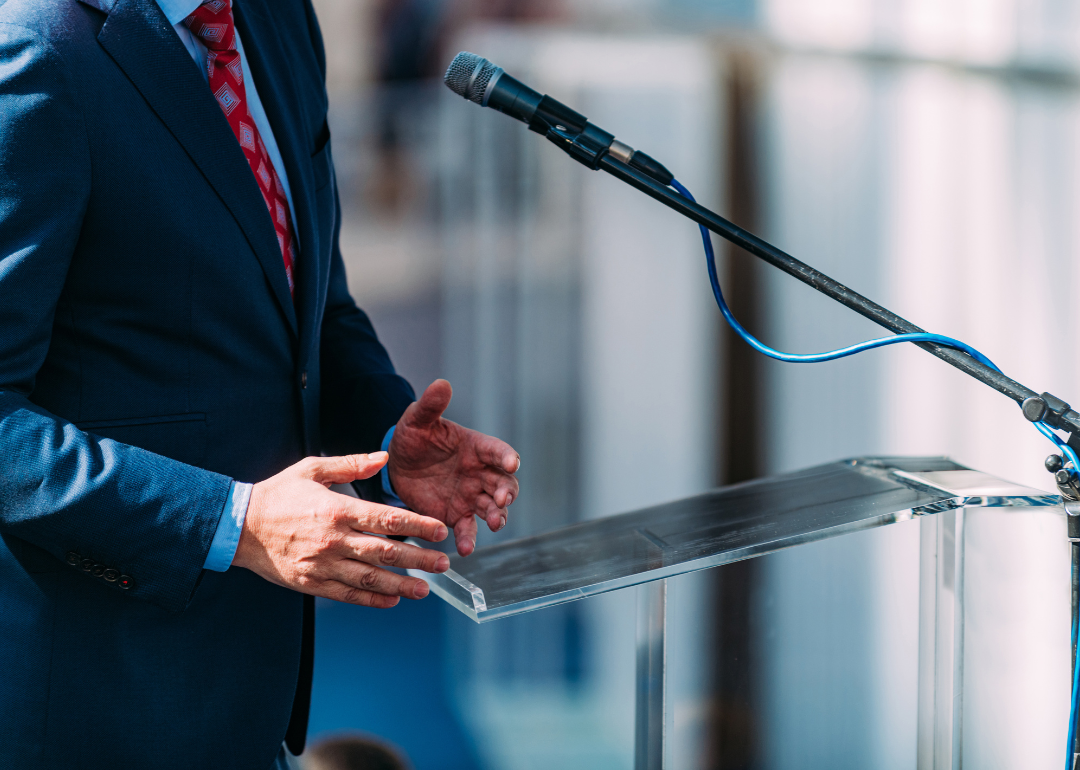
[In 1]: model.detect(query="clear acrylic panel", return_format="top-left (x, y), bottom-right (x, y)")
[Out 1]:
top-left (411, 456), bottom-right (1057, 622)
top-left (917, 504), bottom-right (1072, 767)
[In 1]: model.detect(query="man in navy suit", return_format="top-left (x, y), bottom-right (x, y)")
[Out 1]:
top-left (0, 0), bottom-right (519, 767)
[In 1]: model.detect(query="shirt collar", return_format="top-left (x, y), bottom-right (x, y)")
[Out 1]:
top-left (156, 0), bottom-right (211, 26)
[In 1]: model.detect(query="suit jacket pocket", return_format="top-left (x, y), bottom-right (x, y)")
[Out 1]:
top-left (76, 413), bottom-right (208, 470)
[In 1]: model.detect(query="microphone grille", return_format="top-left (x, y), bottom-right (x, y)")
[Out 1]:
top-left (444, 52), bottom-right (499, 105)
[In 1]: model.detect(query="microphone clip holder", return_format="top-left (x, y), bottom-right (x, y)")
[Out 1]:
top-left (525, 96), bottom-right (615, 172)
top-left (526, 98), bottom-right (676, 186)
top-left (542, 123), bottom-right (615, 171)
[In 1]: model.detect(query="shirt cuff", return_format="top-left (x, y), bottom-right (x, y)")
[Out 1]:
top-left (203, 481), bottom-right (251, 572)
top-left (381, 426), bottom-right (407, 509)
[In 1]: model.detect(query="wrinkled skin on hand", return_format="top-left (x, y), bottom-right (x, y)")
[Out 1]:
top-left (236, 452), bottom-right (450, 608)
top-left (389, 379), bottom-right (520, 556)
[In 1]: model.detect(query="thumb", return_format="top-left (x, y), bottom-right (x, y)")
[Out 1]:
top-left (407, 379), bottom-right (453, 428)
top-left (306, 452), bottom-right (388, 486)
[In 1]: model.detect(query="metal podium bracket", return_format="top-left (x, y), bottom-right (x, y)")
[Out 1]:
top-left (1068, 500), bottom-right (1080, 765)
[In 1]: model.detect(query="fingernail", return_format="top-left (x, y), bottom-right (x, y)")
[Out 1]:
top-left (499, 514), bottom-right (507, 530)
top-left (436, 556), bottom-right (449, 572)
top-left (505, 494), bottom-right (513, 507)
top-left (415, 582), bottom-right (429, 599)
top-left (369, 451), bottom-right (388, 461)
top-left (436, 525), bottom-right (448, 541)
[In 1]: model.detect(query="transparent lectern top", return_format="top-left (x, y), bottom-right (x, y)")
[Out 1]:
top-left (412, 456), bottom-right (1057, 622)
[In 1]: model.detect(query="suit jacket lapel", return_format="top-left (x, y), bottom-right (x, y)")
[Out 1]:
top-left (233, 2), bottom-right (323, 364)
top-left (88, 0), bottom-right (299, 336)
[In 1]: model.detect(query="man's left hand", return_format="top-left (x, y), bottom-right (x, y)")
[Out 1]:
top-left (388, 379), bottom-right (520, 556)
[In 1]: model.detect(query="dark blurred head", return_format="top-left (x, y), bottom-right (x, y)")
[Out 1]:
top-left (303, 734), bottom-right (412, 770)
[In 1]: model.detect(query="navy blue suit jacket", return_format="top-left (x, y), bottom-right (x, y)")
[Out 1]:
top-left (0, 0), bottom-right (415, 766)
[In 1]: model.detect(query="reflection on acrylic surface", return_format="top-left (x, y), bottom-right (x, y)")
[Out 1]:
top-left (415, 456), bottom-right (1055, 621)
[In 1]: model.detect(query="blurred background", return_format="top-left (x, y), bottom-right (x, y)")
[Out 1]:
top-left (303, 1), bottom-right (1080, 768)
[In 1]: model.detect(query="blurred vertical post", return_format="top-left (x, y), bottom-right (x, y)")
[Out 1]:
top-left (706, 38), bottom-right (765, 770)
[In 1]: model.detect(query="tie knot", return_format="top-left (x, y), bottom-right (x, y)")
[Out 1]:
top-left (183, 0), bottom-right (235, 52)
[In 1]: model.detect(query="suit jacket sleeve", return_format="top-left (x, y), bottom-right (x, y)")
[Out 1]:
top-left (0, 23), bottom-right (232, 614)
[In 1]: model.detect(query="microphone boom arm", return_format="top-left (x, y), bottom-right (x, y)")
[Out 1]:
top-left (443, 50), bottom-right (1080, 443)
top-left (597, 150), bottom-right (1080, 766)
top-left (596, 152), bottom-right (1080, 439)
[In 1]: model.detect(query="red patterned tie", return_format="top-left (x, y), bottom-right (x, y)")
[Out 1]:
top-left (184, 0), bottom-right (296, 296)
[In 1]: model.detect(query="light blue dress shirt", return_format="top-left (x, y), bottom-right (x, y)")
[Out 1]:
top-left (156, 0), bottom-right (402, 572)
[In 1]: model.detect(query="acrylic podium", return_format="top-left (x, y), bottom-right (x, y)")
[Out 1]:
top-left (411, 457), bottom-right (1072, 768)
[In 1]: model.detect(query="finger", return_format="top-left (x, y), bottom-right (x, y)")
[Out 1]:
top-left (406, 379), bottom-right (453, 429)
top-left (454, 514), bottom-right (478, 557)
top-left (342, 534), bottom-right (450, 574)
top-left (477, 492), bottom-right (507, 533)
top-left (333, 559), bottom-right (432, 600)
top-left (473, 433), bottom-right (521, 475)
top-left (306, 452), bottom-right (388, 486)
top-left (319, 580), bottom-right (401, 609)
top-left (478, 467), bottom-right (520, 509)
top-left (346, 501), bottom-right (448, 542)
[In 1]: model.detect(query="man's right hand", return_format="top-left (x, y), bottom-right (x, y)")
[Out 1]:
top-left (233, 452), bottom-right (450, 608)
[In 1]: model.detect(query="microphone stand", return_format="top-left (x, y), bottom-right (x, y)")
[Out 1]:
top-left (448, 47), bottom-right (1079, 757)
top-left (445, 52), bottom-right (1077, 442)
top-left (599, 154), bottom-right (1077, 433)
top-left (593, 151), bottom-right (1080, 762)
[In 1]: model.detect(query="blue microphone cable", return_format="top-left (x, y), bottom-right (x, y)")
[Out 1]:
top-left (670, 178), bottom-right (1080, 767)
top-left (668, 178), bottom-right (1079, 468)
top-left (669, 179), bottom-right (1001, 370)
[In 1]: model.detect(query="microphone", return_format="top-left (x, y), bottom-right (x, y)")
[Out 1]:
top-left (441, 56), bottom-right (1080, 446)
top-left (444, 51), bottom-right (673, 185)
